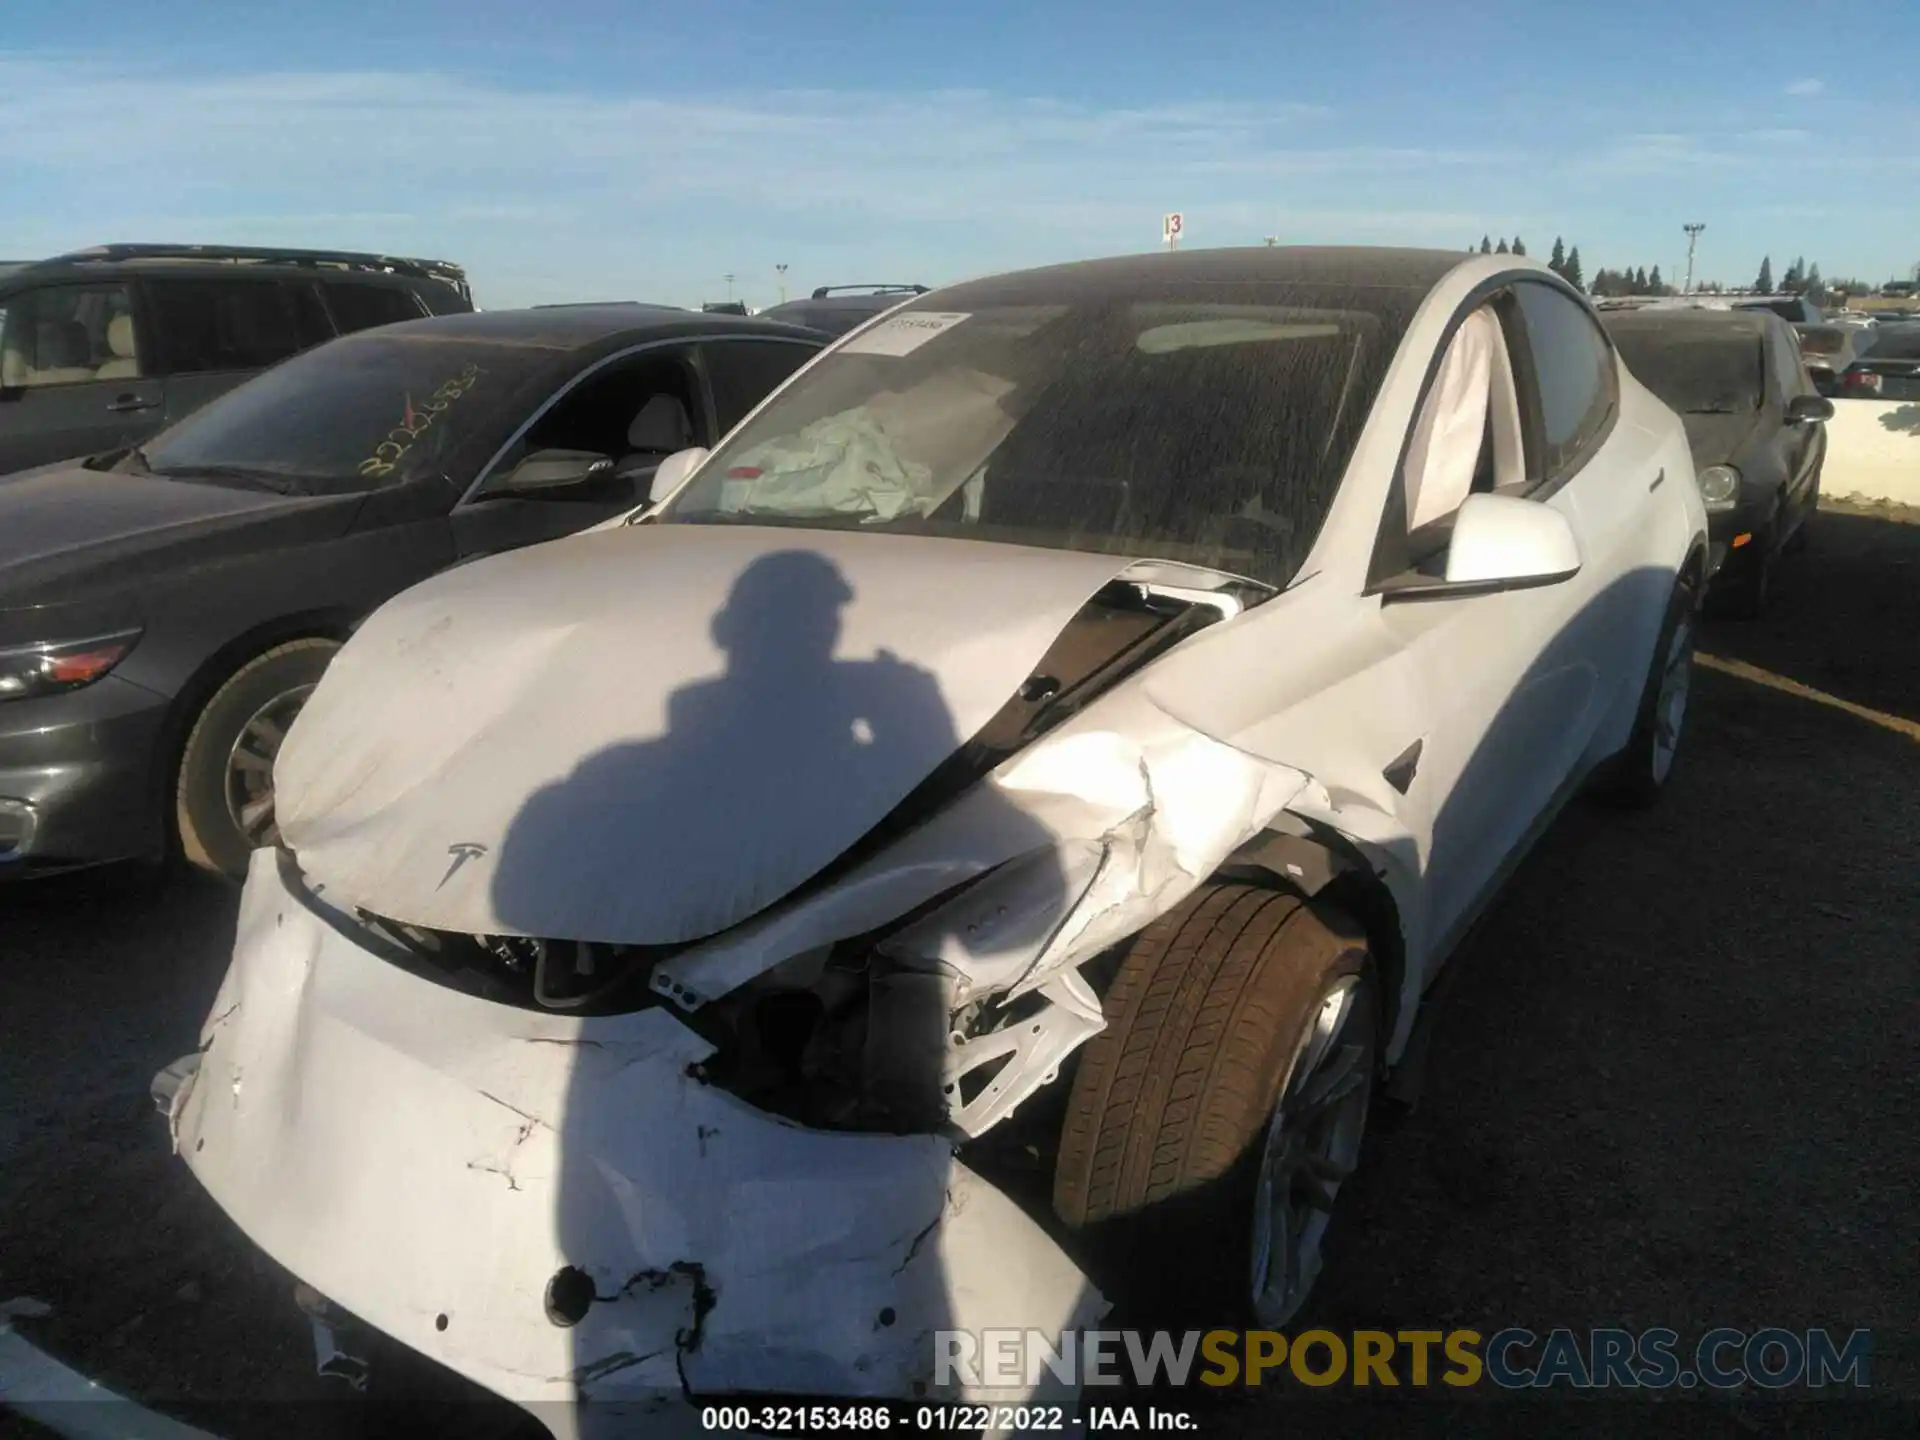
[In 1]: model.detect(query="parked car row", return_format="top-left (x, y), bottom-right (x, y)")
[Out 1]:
top-left (14, 235), bottom-right (1852, 1435)
top-left (0, 296), bottom-right (831, 878)
top-left (123, 245), bottom-right (1721, 1435)
top-left (0, 244), bottom-right (472, 476)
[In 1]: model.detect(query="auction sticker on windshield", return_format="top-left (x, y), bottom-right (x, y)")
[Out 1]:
top-left (841, 312), bottom-right (970, 357)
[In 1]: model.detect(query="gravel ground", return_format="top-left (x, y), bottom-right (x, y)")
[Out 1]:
top-left (2, 504), bottom-right (1916, 1440)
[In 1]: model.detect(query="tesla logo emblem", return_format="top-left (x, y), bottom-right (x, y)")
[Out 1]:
top-left (438, 842), bottom-right (488, 889)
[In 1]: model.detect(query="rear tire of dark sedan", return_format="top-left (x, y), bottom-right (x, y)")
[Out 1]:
top-left (175, 639), bottom-right (340, 881)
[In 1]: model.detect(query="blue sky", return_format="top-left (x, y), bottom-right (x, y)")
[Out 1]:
top-left (2, 0), bottom-right (1914, 309)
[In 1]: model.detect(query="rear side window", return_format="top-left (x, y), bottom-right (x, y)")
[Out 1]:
top-left (147, 279), bottom-right (306, 375)
top-left (323, 282), bottom-right (425, 335)
top-left (1511, 281), bottom-right (1615, 479)
top-left (703, 339), bottom-right (817, 434)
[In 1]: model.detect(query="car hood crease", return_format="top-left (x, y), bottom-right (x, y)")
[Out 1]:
top-left (274, 524), bottom-right (1142, 944)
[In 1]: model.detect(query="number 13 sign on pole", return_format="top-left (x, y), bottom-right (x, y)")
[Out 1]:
top-left (1162, 212), bottom-right (1184, 250)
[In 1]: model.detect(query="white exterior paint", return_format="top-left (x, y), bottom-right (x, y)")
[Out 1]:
top-left (1823, 399), bottom-right (1920, 506)
top-left (164, 249), bottom-right (1709, 1437)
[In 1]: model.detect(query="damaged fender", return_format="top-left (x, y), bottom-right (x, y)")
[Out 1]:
top-left (654, 687), bottom-right (1315, 1137)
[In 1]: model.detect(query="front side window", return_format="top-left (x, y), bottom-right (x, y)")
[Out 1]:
top-left (1512, 281), bottom-right (1614, 478)
top-left (480, 347), bottom-right (704, 492)
top-left (657, 283), bottom-right (1420, 587)
top-left (148, 279), bottom-right (305, 374)
top-left (139, 331), bottom-right (556, 495)
top-left (0, 283), bottom-right (141, 388)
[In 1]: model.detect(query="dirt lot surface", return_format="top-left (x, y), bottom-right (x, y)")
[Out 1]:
top-left (3, 505), bottom-right (1916, 1440)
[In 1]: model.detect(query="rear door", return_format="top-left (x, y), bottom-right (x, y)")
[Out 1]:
top-left (146, 277), bottom-right (327, 424)
top-left (0, 280), bottom-right (165, 472)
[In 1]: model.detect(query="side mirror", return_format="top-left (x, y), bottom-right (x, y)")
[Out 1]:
top-left (1443, 493), bottom-right (1582, 589)
top-left (1786, 393), bottom-right (1834, 424)
top-left (648, 446), bottom-right (708, 505)
top-left (497, 448), bottom-right (617, 495)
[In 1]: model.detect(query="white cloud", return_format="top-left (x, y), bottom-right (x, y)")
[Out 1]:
top-left (1783, 77), bottom-right (1824, 97)
top-left (0, 55), bottom-right (1507, 305)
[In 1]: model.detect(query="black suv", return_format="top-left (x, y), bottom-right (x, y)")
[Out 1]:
top-left (0, 243), bottom-right (472, 476)
top-left (759, 284), bottom-right (929, 336)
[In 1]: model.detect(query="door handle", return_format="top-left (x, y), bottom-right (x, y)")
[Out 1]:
top-left (106, 395), bottom-right (160, 413)
top-left (1648, 468), bottom-right (1666, 492)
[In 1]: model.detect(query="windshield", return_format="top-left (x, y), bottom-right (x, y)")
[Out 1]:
top-left (139, 331), bottom-right (556, 494)
top-left (1795, 326), bottom-right (1852, 358)
top-left (1611, 329), bottom-right (1764, 413)
top-left (657, 286), bottom-right (1414, 586)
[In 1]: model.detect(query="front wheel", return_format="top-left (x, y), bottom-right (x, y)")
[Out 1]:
top-left (1052, 884), bottom-right (1379, 1327)
top-left (1710, 522), bottom-right (1776, 619)
top-left (175, 639), bottom-right (340, 881)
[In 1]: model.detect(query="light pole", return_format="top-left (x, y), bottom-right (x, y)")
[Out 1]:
top-left (725, 273), bottom-right (737, 302)
top-left (1682, 223), bottom-right (1705, 295)
top-left (775, 263), bottom-right (788, 305)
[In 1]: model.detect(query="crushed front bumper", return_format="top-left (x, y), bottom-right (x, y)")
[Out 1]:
top-left (164, 850), bottom-right (1105, 1439)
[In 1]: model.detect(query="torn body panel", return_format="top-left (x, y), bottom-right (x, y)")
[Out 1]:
top-left (172, 852), bottom-right (1106, 1438)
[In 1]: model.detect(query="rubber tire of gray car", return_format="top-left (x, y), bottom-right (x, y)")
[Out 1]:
top-left (174, 638), bottom-right (341, 882)
top-left (1593, 572), bottom-right (1697, 809)
top-left (1786, 469), bottom-right (1819, 555)
top-left (1051, 882), bottom-right (1376, 1326)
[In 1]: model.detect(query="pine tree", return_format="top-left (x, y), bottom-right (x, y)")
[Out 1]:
top-left (1512, 236), bottom-right (1528, 256)
top-left (1633, 265), bottom-right (1650, 294)
top-left (1648, 265), bottom-right (1665, 294)
top-left (1565, 247), bottom-right (1585, 290)
top-left (1783, 256), bottom-right (1806, 293)
top-left (1549, 237), bottom-right (1567, 275)
top-left (1805, 262), bottom-right (1823, 301)
top-left (1495, 238), bottom-right (1510, 254)
top-left (1480, 235), bottom-right (1493, 254)
top-left (1755, 255), bottom-right (1773, 293)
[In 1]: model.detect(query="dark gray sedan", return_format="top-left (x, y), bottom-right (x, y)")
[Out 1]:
top-left (1603, 305), bottom-right (1832, 617)
top-left (0, 306), bottom-right (824, 879)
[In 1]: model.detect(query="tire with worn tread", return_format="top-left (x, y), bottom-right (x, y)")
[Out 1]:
top-left (1052, 882), bottom-right (1377, 1325)
top-left (175, 639), bottom-right (339, 881)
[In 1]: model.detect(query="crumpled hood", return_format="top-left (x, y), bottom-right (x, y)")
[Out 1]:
top-left (1679, 410), bottom-right (1765, 470)
top-left (276, 523), bottom-right (1136, 944)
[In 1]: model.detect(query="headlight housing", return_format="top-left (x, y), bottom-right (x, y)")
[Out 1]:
top-left (0, 631), bottom-right (142, 702)
top-left (1696, 464), bottom-right (1740, 512)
